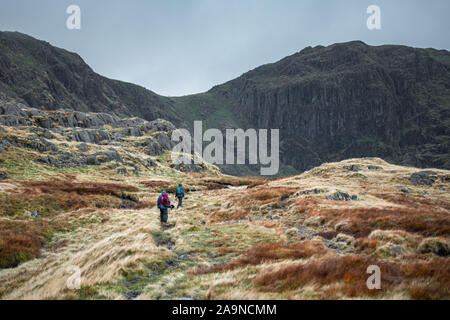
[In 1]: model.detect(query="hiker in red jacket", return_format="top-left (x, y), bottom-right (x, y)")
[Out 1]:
top-left (157, 190), bottom-right (171, 223)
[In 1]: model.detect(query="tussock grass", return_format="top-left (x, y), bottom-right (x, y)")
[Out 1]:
top-left (23, 180), bottom-right (139, 195)
top-left (1, 156), bottom-right (448, 300)
top-left (311, 206), bottom-right (449, 238)
top-left (191, 241), bottom-right (328, 275)
top-left (0, 180), bottom-right (147, 269)
top-left (254, 255), bottom-right (450, 299)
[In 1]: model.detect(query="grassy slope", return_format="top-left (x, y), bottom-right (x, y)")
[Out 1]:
top-left (0, 153), bottom-right (448, 300)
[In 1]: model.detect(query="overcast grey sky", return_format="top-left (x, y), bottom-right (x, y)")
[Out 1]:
top-left (1, 0), bottom-right (449, 96)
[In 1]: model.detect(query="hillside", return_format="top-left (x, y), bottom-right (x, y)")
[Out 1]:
top-left (0, 32), bottom-right (179, 123)
top-left (0, 100), bottom-right (449, 299)
top-left (1, 31), bottom-right (449, 176)
top-left (1, 134), bottom-right (449, 299)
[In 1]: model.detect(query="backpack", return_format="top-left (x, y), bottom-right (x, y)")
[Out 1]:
top-left (161, 194), bottom-right (170, 207)
top-left (176, 187), bottom-right (184, 196)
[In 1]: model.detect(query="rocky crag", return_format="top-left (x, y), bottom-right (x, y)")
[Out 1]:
top-left (0, 101), bottom-right (215, 178)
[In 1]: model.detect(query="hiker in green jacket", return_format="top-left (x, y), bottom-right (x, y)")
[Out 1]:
top-left (175, 184), bottom-right (185, 209)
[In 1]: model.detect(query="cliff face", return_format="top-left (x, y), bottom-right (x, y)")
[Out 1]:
top-left (1, 31), bottom-right (449, 174)
top-left (201, 41), bottom-right (450, 171)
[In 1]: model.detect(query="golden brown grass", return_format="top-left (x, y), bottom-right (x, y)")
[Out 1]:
top-left (0, 216), bottom-right (69, 269)
top-left (0, 180), bottom-right (148, 268)
top-left (23, 180), bottom-right (139, 195)
top-left (190, 241), bottom-right (328, 275)
top-left (247, 181), bottom-right (268, 189)
top-left (0, 207), bottom-right (161, 299)
top-left (0, 230), bottom-right (42, 268)
top-left (310, 206), bottom-right (449, 238)
top-left (140, 180), bottom-right (171, 188)
top-left (1, 157), bottom-right (449, 300)
top-left (254, 255), bottom-right (450, 299)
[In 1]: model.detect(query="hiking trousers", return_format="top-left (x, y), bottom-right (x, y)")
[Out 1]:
top-left (177, 197), bottom-right (183, 208)
top-left (160, 208), bottom-right (168, 223)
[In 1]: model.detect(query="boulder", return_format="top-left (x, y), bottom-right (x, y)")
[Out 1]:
top-left (42, 129), bottom-right (55, 139)
top-left (0, 138), bottom-right (13, 152)
top-left (66, 113), bottom-right (77, 127)
top-left (27, 108), bottom-right (44, 117)
top-left (343, 164), bottom-right (362, 172)
top-left (30, 210), bottom-right (41, 218)
top-left (128, 127), bottom-right (142, 137)
top-left (76, 143), bottom-right (89, 152)
top-left (296, 188), bottom-right (329, 196)
top-left (144, 157), bottom-right (157, 167)
top-left (0, 115), bottom-right (20, 126)
top-left (146, 139), bottom-right (164, 156)
top-left (155, 132), bottom-right (174, 150)
top-left (37, 152), bottom-right (88, 168)
top-left (148, 119), bottom-right (176, 133)
top-left (85, 114), bottom-right (106, 128)
top-left (326, 191), bottom-right (358, 201)
top-left (410, 171), bottom-right (438, 186)
top-left (173, 162), bottom-right (207, 173)
top-left (36, 117), bottom-right (54, 129)
top-left (74, 129), bottom-right (111, 144)
top-left (23, 137), bottom-right (58, 152)
top-left (74, 129), bottom-right (92, 143)
top-left (74, 112), bottom-right (86, 122)
top-left (266, 213), bottom-right (280, 220)
top-left (0, 103), bottom-right (24, 116)
top-left (396, 186), bottom-right (410, 194)
top-left (86, 148), bottom-right (122, 165)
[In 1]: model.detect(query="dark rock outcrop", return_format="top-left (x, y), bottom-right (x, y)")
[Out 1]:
top-left (410, 171), bottom-right (438, 186)
top-left (86, 148), bottom-right (122, 165)
top-left (326, 191), bottom-right (358, 201)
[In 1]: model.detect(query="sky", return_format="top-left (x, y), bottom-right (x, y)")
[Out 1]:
top-left (0, 0), bottom-right (449, 96)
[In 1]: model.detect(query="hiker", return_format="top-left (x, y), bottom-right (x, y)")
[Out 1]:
top-left (157, 190), bottom-right (171, 223)
top-left (175, 184), bottom-right (185, 208)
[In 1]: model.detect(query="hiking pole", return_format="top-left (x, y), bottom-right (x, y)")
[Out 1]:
top-left (169, 205), bottom-right (174, 220)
